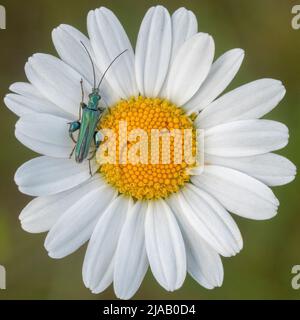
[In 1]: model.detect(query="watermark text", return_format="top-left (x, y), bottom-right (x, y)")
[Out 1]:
top-left (0, 5), bottom-right (5, 30)
top-left (95, 121), bottom-right (204, 171)
top-left (291, 5), bottom-right (300, 30)
top-left (0, 265), bottom-right (5, 290)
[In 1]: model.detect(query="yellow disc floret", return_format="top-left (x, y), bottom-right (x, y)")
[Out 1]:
top-left (97, 96), bottom-right (197, 200)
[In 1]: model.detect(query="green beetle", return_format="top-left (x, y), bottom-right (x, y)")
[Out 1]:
top-left (68, 42), bottom-right (127, 174)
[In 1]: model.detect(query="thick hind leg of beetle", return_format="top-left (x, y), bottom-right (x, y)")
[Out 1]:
top-left (94, 131), bottom-right (103, 149)
top-left (68, 120), bottom-right (81, 143)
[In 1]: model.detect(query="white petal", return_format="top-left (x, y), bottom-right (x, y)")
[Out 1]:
top-left (186, 234), bottom-right (223, 289)
top-left (168, 195), bottom-right (223, 288)
top-left (52, 24), bottom-right (119, 106)
top-left (184, 49), bottom-right (244, 113)
top-left (204, 120), bottom-right (289, 157)
top-left (87, 7), bottom-right (137, 98)
top-left (92, 263), bottom-right (114, 295)
top-left (168, 185), bottom-right (242, 257)
top-left (15, 113), bottom-right (73, 158)
top-left (166, 33), bottom-right (214, 105)
top-left (20, 195), bottom-right (63, 234)
top-left (145, 200), bottom-right (186, 291)
top-left (192, 165), bottom-right (279, 220)
top-left (45, 178), bottom-right (117, 258)
top-left (4, 93), bottom-right (71, 118)
top-left (160, 7), bottom-right (198, 97)
top-left (19, 175), bottom-right (103, 233)
top-left (15, 156), bottom-right (98, 196)
top-left (7, 82), bottom-right (70, 118)
top-left (170, 8), bottom-right (198, 61)
top-left (83, 196), bottom-right (130, 294)
top-left (135, 6), bottom-right (172, 97)
top-left (25, 53), bottom-right (92, 118)
top-left (9, 82), bottom-right (43, 98)
top-left (196, 79), bottom-right (286, 128)
top-left (114, 201), bottom-right (148, 299)
top-left (204, 153), bottom-right (296, 186)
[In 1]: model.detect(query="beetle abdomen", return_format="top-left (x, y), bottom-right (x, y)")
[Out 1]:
top-left (75, 127), bottom-right (92, 163)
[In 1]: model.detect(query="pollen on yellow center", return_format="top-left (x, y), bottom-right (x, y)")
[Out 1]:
top-left (97, 96), bottom-right (197, 200)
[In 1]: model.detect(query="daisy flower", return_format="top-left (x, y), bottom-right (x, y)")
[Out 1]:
top-left (5, 5), bottom-right (296, 299)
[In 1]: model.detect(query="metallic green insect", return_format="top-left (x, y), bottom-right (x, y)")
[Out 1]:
top-left (68, 42), bottom-right (127, 175)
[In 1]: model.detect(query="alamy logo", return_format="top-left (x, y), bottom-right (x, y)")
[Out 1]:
top-left (291, 265), bottom-right (300, 289)
top-left (0, 265), bottom-right (5, 289)
top-left (0, 5), bottom-right (5, 29)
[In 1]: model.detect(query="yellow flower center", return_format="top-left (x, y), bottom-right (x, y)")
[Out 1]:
top-left (97, 96), bottom-right (197, 200)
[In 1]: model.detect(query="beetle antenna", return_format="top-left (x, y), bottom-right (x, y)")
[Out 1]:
top-left (80, 41), bottom-right (96, 89)
top-left (97, 49), bottom-right (128, 90)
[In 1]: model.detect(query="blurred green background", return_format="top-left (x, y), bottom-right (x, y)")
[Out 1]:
top-left (0, 0), bottom-right (299, 299)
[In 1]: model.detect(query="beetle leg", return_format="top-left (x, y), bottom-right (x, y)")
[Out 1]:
top-left (88, 152), bottom-right (96, 176)
top-left (88, 159), bottom-right (92, 177)
top-left (80, 79), bottom-right (84, 119)
top-left (69, 132), bottom-right (76, 144)
top-left (79, 79), bottom-right (87, 119)
top-left (80, 79), bottom-right (84, 102)
top-left (88, 149), bottom-right (97, 161)
top-left (87, 130), bottom-right (104, 176)
top-left (69, 144), bottom-right (76, 159)
top-left (98, 107), bottom-right (108, 121)
top-left (79, 102), bottom-right (86, 121)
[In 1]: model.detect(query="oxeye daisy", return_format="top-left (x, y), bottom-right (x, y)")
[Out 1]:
top-left (4, 5), bottom-right (296, 299)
